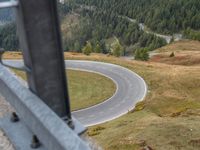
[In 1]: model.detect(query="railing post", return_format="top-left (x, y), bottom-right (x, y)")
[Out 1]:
top-left (14, 0), bottom-right (72, 119)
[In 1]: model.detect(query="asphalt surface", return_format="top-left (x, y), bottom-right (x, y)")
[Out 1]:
top-left (3, 60), bottom-right (147, 127)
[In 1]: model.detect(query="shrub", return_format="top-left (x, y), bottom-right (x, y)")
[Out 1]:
top-left (135, 48), bottom-right (149, 61)
top-left (112, 41), bottom-right (123, 57)
top-left (82, 41), bottom-right (92, 55)
top-left (169, 52), bottom-right (175, 57)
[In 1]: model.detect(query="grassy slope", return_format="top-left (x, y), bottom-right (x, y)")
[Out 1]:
top-left (62, 45), bottom-right (200, 149)
top-left (12, 69), bottom-right (116, 111)
top-left (150, 40), bottom-right (200, 66)
top-left (3, 40), bottom-right (200, 149)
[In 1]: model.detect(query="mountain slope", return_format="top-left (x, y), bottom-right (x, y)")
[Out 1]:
top-left (73, 0), bottom-right (200, 34)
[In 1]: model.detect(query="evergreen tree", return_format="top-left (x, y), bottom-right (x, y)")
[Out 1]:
top-left (112, 41), bottom-right (123, 57)
top-left (82, 41), bottom-right (92, 55)
top-left (94, 42), bottom-right (101, 53)
top-left (183, 28), bottom-right (200, 41)
top-left (73, 0), bottom-right (200, 34)
top-left (135, 48), bottom-right (149, 61)
top-left (74, 41), bottom-right (81, 52)
top-left (0, 23), bottom-right (19, 51)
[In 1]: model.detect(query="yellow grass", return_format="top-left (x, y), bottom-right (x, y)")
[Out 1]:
top-left (157, 40), bottom-right (200, 52)
top-left (59, 51), bottom-right (200, 150)
top-left (151, 40), bottom-right (200, 66)
top-left (3, 52), bottom-right (22, 59)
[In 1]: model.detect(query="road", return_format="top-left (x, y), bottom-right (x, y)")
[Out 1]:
top-left (3, 60), bottom-right (147, 127)
top-left (123, 16), bottom-right (183, 43)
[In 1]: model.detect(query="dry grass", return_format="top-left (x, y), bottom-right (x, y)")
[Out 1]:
top-left (150, 40), bottom-right (200, 66)
top-left (156, 40), bottom-right (200, 52)
top-left (58, 51), bottom-right (200, 150)
top-left (61, 54), bottom-right (199, 149)
top-left (2, 52), bottom-right (22, 59)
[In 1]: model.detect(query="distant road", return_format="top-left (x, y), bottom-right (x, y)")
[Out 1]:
top-left (3, 60), bottom-right (147, 127)
top-left (123, 16), bottom-right (183, 43)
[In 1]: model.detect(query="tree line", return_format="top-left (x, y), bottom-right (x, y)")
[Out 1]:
top-left (63, 5), bottom-right (166, 58)
top-left (0, 0), bottom-right (167, 60)
top-left (0, 23), bottom-right (19, 51)
top-left (183, 28), bottom-right (200, 41)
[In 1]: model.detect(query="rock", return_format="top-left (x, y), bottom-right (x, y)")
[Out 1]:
top-left (136, 140), bottom-right (146, 147)
top-left (141, 146), bottom-right (153, 150)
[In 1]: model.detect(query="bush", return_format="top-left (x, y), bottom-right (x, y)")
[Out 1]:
top-left (94, 43), bottom-right (101, 53)
top-left (169, 52), bottom-right (175, 57)
top-left (135, 48), bottom-right (149, 61)
top-left (112, 41), bottom-right (123, 57)
top-left (82, 41), bottom-right (92, 55)
top-left (183, 28), bottom-right (200, 41)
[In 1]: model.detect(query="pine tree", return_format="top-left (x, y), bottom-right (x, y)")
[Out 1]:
top-left (94, 42), bottom-right (101, 53)
top-left (82, 41), bottom-right (92, 55)
top-left (113, 41), bottom-right (123, 57)
top-left (135, 48), bottom-right (149, 61)
top-left (74, 41), bottom-right (81, 52)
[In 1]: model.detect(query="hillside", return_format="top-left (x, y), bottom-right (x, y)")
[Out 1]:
top-left (63, 41), bottom-right (200, 150)
top-left (3, 40), bottom-right (200, 149)
top-left (150, 40), bottom-right (200, 66)
top-left (59, 0), bottom-right (200, 54)
top-left (0, 1), bottom-right (200, 150)
top-left (60, 1), bottom-right (167, 55)
top-left (1, 0), bottom-right (200, 54)
top-left (73, 0), bottom-right (200, 34)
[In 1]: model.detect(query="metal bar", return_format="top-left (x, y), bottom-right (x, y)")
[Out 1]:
top-left (0, 64), bottom-right (90, 150)
top-left (15, 0), bottom-right (71, 118)
top-left (0, 1), bottom-right (18, 9)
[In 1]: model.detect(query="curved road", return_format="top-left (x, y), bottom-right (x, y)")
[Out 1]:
top-left (3, 60), bottom-right (147, 127)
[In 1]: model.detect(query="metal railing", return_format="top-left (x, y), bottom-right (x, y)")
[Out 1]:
top-left (0, 64), bottom-right (90, 150)
top-left (0, 0), bottom-right (91, 149)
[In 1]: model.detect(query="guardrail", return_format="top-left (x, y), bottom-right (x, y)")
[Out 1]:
top-left (0, 1), bottom-right (18, 9)
top-left (0, 0), bottom-right (92, 149)
top-left (0, 64), bottom-right (91, 150)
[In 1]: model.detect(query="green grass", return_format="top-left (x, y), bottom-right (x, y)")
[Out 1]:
top-left (67, 70), bottom-right (116, 110)
top-left (12, 69), bottom-right (116, 111)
